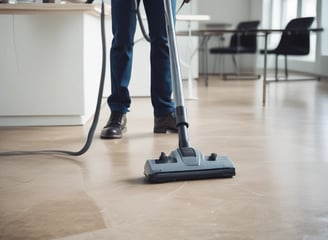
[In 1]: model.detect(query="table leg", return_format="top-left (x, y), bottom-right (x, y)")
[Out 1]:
top-left (262, 32), bottom-right (269, 106)
top-left (186, 20), bottom-right (196, 99)
top-left (204, 36), bottom-right (210, 87)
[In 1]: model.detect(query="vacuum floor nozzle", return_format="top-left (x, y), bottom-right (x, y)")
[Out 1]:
top-left (144, 147), bottom-right (236, 183)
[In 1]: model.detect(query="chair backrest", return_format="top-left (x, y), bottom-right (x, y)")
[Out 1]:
top-left (230, 21), bottom-right (260, 52)
top-left (275, 17), bottom-right (315, 55)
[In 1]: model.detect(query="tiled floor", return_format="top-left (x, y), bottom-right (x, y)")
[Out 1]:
top-left (1, 76), bottom-right (328, 240)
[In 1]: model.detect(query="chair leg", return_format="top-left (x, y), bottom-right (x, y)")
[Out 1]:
top-left (275, 55), bottom-right (278, 81)
top-left (284, 55), bottom-right (288, 79)
top-left (220, 55), bottom-right (224, 79)
top-left (232, 55), bottom-right (239, 75)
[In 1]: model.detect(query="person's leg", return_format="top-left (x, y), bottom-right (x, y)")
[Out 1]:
top-left (143, 0), bottom-right (177, 133)
top-left (101, 0), bottom-right (137, 139)
top-left (143, 0), bottom-right (176, 118)
top-left (107, 0), bottom-right (138, 113)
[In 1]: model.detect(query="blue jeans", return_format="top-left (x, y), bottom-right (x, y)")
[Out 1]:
top-left (108, 0), bottom-right (176, 118)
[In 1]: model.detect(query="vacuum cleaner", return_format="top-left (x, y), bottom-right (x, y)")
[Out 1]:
top-left (144, 0), bottom-right (236, 183)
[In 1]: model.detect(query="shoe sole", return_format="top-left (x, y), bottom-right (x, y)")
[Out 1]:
top-left (153, 127), bottom-right (178, 134)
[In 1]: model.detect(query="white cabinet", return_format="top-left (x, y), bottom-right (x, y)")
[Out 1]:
top-left (0, 4), bottom-right (110, 126)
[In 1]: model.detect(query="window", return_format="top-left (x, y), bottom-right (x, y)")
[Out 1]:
top-left (322, 0), bottom-right (328, 56)
top-left (282, 0), bottom-right (298, 25)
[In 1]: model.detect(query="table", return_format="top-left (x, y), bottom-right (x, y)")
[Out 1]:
top-left (177, 28), bottom-right (323, 106)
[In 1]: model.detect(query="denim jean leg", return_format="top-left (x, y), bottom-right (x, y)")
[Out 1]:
top-left (144, 0), bottom-right (176, 118)
top-left (108, 0), bottom-right (138, 113)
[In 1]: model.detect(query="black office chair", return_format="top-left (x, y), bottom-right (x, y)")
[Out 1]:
top-left (260, 17), bottom-right (315, 81)
top-left (209, 20), bottom-right (261, 80)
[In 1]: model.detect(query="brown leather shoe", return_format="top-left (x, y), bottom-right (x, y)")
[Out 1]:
top-left (100, 112), bottom-right (127, 139)
top-left (154, 112), bottom-right (178, 133)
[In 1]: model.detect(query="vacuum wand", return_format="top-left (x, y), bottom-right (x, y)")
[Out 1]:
top-left (164, 0), bottom-right (190, 149)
